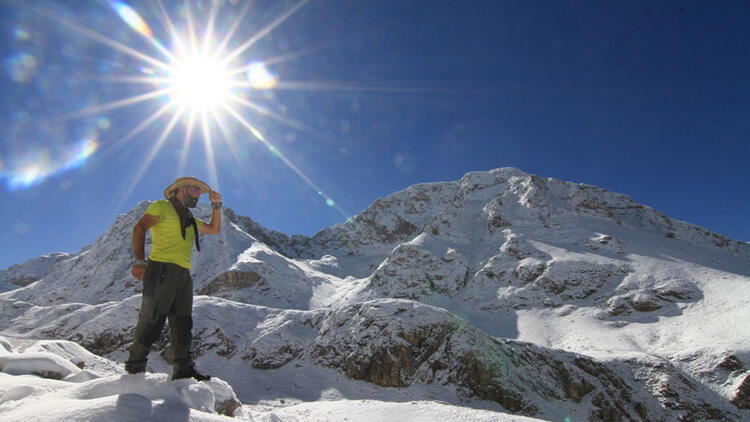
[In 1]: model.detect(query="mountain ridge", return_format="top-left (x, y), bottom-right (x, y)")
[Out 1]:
top-left (1, 167), bottom-right (748, 420)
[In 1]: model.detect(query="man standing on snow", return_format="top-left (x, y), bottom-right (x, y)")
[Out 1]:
top-left (125, 176), bottom-right (222, 380)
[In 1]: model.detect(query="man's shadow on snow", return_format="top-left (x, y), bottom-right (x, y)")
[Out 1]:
top-left (112, 393), bottom-right (189, 422)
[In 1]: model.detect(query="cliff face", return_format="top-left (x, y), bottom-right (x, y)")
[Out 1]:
top-left (1, 167), bottom-right (748, 420)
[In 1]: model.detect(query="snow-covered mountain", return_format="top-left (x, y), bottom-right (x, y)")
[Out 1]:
top-left (1, 167), bottom-right (749, 420)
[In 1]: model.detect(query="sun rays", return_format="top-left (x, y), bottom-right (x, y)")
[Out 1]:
top-left (1, 0), bottom-right (472, 204)
top-left (103, 0), bottom-right (288, 194)
top-left (2, 0), bottom-right (458, 223)
top-left (34, 0), bottom-right (353, 218)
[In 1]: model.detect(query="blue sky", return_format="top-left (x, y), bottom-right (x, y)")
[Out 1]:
top-left (1, 0), bottom-right (748, 269)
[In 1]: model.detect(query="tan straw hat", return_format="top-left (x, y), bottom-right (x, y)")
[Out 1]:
top-left (164, 176), bottom-right (211, 198)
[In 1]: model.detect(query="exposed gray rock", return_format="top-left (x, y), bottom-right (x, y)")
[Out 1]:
top-left (732, 373), bottom-right (750, 409)
top-left (369, 239), bottom-right (468, 299)
top-left (306, 299), bottom-right (739, 420)
top-left (629, 356), bottom-right (740, 420)
top-left (198, 270), bottom-right (262, 296)
top-left (223, 207), bottom-right (313, 259)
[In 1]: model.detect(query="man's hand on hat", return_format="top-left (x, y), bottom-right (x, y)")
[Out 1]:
top-left (209, 190), bottom-right (222, 209)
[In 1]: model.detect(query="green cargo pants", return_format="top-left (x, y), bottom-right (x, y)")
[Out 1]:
top-left (125, 259), bottom-right (194, 374)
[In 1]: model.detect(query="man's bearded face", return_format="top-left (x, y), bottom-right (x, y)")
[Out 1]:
top-left (183, 186), bottom-right (201, 208)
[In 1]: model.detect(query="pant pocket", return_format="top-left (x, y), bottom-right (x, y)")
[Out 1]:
top-left (143, 261), bottom-right (162, 296)
top-left (143, 279), bottom-right (156, 297)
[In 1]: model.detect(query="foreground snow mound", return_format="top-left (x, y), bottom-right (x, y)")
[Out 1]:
top-left (0, 335), bottom-right (242, 421)
top-left (0, 336), bottom-right (117, 381)
top-left (0, 374), bottom-right (239, 421)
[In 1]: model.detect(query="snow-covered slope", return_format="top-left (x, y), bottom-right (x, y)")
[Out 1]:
top-left (1, 167), bottom-right (749, 420)
top-left (0, 253), bottom-right (72, 293)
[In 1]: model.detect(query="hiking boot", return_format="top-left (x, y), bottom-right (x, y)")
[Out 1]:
top-left (125, 363), bottom-right (146, 375)
top-left (172, 364), bottom-right (211, 381)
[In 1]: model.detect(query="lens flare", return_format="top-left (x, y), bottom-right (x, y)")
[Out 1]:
top-left (111, 1), bottom-right (153, 38)
top-left (97, 117), bottom-right (111, 130)
top-left (5, 52), bottom-right (38, 82)
top-left (13, 27), bottom-right (31, 41)
top-left (109, 0), bottom-right (173, 60)
top-left (1, 137), bottom-right (99, 190)
top-left (246, 62), bottom-right (278, 89)
top-left (16, 164), bottom-right (44, 188)
top-left (65, 139), bottom-right (100, 170)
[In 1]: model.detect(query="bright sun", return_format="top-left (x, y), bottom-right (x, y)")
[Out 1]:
top-left (61, 0), bottom-right (347, 218)
top-left (168, 54), bottom-right (231, 111)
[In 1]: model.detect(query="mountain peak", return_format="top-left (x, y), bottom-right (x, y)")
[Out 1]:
top-left (1, 168), bottom-right (748, 420)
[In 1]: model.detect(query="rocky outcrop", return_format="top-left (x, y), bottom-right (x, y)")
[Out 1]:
top-left (194, 242), bottom-right (338, 309)
top-left (198, 270), bottom-right (262, 296)
top-left (471, 250), bottom-right (632, 310)
top-left (223, 207), bottom-right (313, 259)
top-left (629, 356), bottom-right (740, 420)
top-left (732, 374), bottom-right (750, 409)
top-left (368, 237), bottom-right (468, 299)
top-left (677, 351), bottom-right (750, 412)
top-left (607, 274), bottom-right (701, 317)
top-left (306, 299), bottom-right (738, 419)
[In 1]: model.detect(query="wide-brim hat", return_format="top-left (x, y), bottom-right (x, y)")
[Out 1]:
top-left (164, 177), bottom-right (211, 198)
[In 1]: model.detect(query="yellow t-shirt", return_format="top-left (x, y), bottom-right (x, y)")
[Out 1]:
top-left (146, 200), bottom-right (204, 269)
